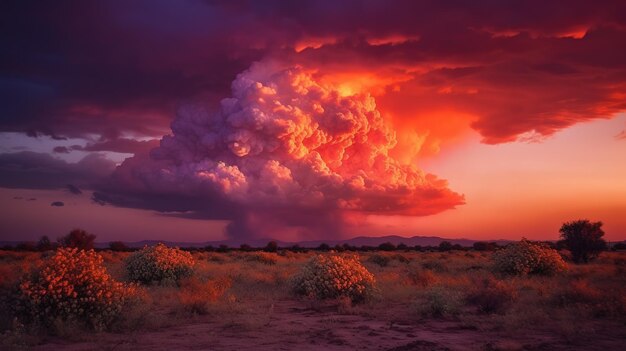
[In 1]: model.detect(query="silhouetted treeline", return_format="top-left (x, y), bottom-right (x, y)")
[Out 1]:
top-left (4, 229), bottom-right (623, 254)
top-left (3, 238), bottom-right (502, 252)
top-left (193, 241), bottom-right (502, 253)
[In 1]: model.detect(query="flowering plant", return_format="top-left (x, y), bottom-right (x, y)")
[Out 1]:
top-left (15, 248), bottom-right (138, 331)
top-left (126, 243), bottom-right (195, 284)
top-left (493, 239), bottom-right (567, 275)
top-left (292, 254), bottom-right (376, 302)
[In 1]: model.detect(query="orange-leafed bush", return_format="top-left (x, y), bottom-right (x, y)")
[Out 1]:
top-left (15, 248), bottom-right (139, 331)
top-left (291, 254), bottom-right (376, 302)
top-left (177, 277), bottom-right (232, 314)
top-left (493, 239), bottom-right (567, 276)
top-left (126, 243), bottom-right (195, 284)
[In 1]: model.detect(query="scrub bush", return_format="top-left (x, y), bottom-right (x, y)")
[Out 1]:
top-left (292, 254), bottom-right (375, 302)
top-left (14, 248), bottom-right (139, 331)
top-left (417, 286), bottom-right (463, 317)
top-left (177, 277), bottom-right (232, 315)
top-left (465, 276), bottom-right (518, 313)
top-left (126, 243), bottom-right (195, 284)
top-left (244, 252), bottom-right (278, 265)
top-left (493, 239), bottom-right (567, 276)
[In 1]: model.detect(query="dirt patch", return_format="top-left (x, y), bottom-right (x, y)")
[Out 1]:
top-left (26, 299), bottom-right (623, 351)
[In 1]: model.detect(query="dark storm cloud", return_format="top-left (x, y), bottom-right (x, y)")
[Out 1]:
top-left (65, 184), bottom-right (83, 195)
top-left (53, 146), bottom-right (70, 154)
top-left (0, 1), bottom-right (259, 139)
top-left (51, 138), bottom-right (159, 155)
top-left (1, 0), bottom-right (625, 143)
top-left (50, 201), bottom-right (65, 207)
top-left (0, 152), bottom-right (116, 190)
top-left (77, 138), bottom-right (161, 155)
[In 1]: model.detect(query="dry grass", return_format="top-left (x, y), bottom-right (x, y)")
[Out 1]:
top-left (0, 249), bottom-right (624, 349)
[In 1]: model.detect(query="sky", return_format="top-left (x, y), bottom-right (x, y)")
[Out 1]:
top-left (1, 1), bottom-right (625, 243)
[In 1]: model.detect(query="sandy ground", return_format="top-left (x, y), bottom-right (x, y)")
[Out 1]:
top-left (30, 299), bottom-right (624, 351)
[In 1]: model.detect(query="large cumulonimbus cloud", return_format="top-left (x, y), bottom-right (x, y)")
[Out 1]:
top-left (96, 62), bottom-right (464, 239)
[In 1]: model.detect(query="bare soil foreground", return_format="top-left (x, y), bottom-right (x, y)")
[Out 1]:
top-left (2, 250), bottom-right (625, 350)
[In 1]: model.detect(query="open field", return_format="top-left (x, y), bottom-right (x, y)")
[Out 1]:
top-left (1, 249), bottom-right (625, 350)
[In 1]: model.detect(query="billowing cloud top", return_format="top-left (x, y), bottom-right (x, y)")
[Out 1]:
top-left (98, 63), bottom-right (463, 238)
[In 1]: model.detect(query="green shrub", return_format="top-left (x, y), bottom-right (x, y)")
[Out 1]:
top-left (14, 248), bottom-right (139, 331)
top-left (492, 239), bottom-right (567, 276)
top-left (292, 254), bottom-right (375, 302)
top-left (126, 243), bottom-right (195, 284)
top-left (417, 286), bottom-right (462, 317)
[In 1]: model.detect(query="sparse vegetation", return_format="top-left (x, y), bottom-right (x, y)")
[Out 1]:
top-left (0, 244), bottom-right (624, 350)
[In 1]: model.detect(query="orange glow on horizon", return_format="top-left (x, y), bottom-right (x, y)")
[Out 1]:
top-left (365, 115), bottom-right (626, 241)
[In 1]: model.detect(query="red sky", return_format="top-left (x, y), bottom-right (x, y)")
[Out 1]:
top-left (1, 1), bottom-right (625, 242)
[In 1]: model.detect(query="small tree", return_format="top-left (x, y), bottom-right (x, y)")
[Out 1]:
top-left (559, 219), bottom-right (607, 263)
top-left (317, 243), bottom-right (330, 251)
top-left (378, 242), bottom-right (396, 251)
top-left (438, 241), bottom-right (453, 252)
top-left (342, 243), bottom-right (355, 251)
top-left (288, 244), bottom-right (303, 252)
top-left (58, 229), bottom-right (96, 250)
top-left (36, 235), bottom-right (55, 251)
top-left (109, 241), bottom-right (129, 251)
top-left (15, 241), bottom-right (36, 251)
top-left (264, 241), bottom-right (278, 253)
